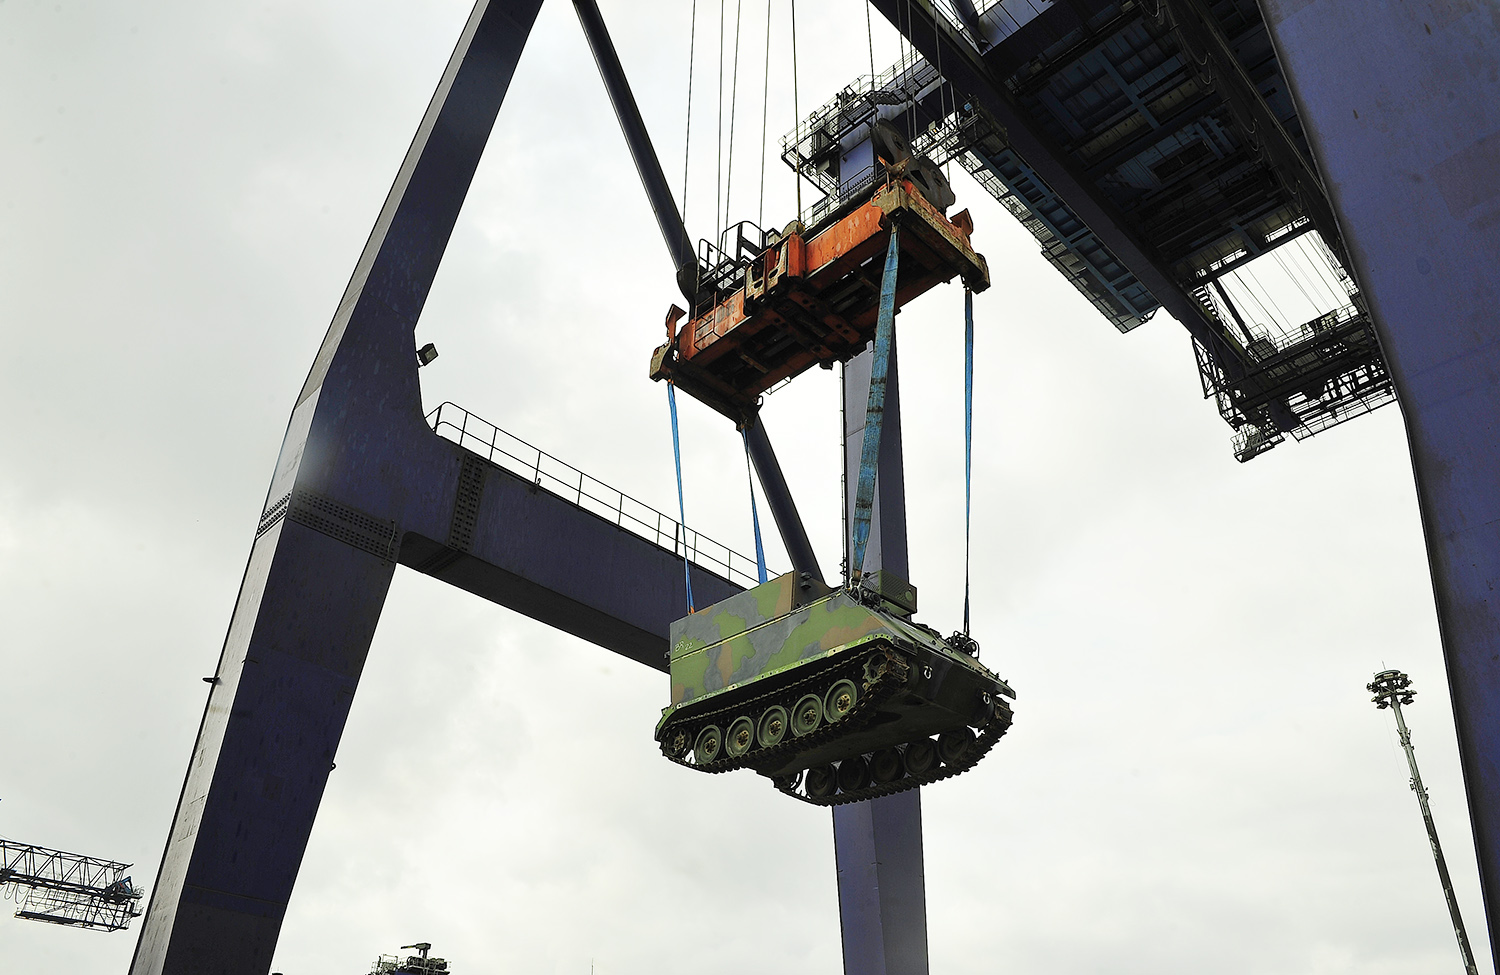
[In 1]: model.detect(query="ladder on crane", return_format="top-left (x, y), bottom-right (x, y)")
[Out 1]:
top-left (0, 837), bottom-right (144, 932)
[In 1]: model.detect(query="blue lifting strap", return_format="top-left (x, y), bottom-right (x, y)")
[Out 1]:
top-left (667, 381), bottom-right (695, 612)
top-left (741, 428), bottom-right (769, 584)
top-left (849, 225), bottom-right (901, 583)
top-left (964, 287), bottom-right (974, 635)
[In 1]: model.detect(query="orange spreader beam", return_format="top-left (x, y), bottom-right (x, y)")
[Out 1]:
top-left (650, 177), bottom-right (990, 422)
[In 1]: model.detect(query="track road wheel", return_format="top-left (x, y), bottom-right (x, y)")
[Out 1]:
top-left (666, 728), bottom-right (691, 759)
top-left (792, 694), bottom-right (823, 737)
top-left (726, 716), bottom-right (755, 758)
top-left (824, 679), bottom-right (858, 723)
top-left (938, 727), bottom-right (976, 765)
top-left (837, 756), bottom-right (871, 793)
top-left (870, 747), bottom-right (904, 783)
top-left (757, 705), bottom-right (789, 748)
top-left (806, 765), bottom-right (837, 798)
top-left (695, 725), bottom-right (722, 764)
top-left (904, 738), bottom-right (938, 775)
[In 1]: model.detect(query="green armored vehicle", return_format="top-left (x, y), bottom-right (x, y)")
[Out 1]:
top-left (656, 569), bottom-right (1014, 805)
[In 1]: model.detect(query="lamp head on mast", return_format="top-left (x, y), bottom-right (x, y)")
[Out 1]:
top-left (1368, 668), bottom-right (1417, 709)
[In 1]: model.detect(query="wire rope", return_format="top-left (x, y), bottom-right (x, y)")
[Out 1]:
top-left (865, 2), bottom-right (877, 88)
top-left (758, 0), bottom-right (772, 229)
top-left (1272, 246), bottom-right (1316, 316)
top-left (715, 0), bottom-right (726, 249)
top-left (682, 0), bottom-right (699, 238)
top-left (724, 0), bottom-right (744, 235)
top-left (1244, 265), bottom-right (1290, 331)
top-left (932, 0), bottom-right (957, 177)
top-left (1285, 242), bottom-right (1329, 310)
top-left (1311, 232), bottom-right (1354, 300)
top-left (1228, 273), bottom-right (1272, 333)
top-left (1302, 235), bottom-right (1348, 308)
top-left (909, 1), bottom-right (924, 145)
top-left (791, 0), bottom-right (802, 223)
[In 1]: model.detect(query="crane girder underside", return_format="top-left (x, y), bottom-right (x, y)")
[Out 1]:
top-left (849, 0), bottom-right (1395, 459)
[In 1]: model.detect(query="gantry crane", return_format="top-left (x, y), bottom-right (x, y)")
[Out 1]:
top-left (0, 836), bottom-right (144, 932)
top-left (118, 2), bottom-right (1500, 974)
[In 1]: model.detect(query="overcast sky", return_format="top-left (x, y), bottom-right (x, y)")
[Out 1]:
top-left (0, 1), bottom-right (1488, 973)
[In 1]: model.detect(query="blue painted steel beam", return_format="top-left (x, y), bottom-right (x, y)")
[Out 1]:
top-left (571, 0), bottom-right (697, 296)
top-left (400, 444), bottom-right (738, 673)
top-left (1260, 1), bottom-right (1500, 964)
top-left (127, 3), bottom-right (737, 971)
top-left (837, 336), bottom-right (928, 975)
top-left (744, 419), bottom-right (825, 584)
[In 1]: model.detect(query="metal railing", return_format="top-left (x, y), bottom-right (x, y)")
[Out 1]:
top-left (427, 402), bottom-right (765, 589)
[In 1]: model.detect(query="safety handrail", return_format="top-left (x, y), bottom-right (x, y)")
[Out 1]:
top-left (427, 402), bottom-right (766, 589)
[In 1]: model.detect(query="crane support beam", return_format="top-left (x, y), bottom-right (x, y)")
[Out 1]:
top-left (834, 335), bottom-right (929, 975)
top-left (129, 3), bottom-right (737, 972)
top-left (1260, 1), bottom-right (1500, 967)
top-left (744, 417), bottom-right (824, 585)
top-left (572, 0), bottom-right (698, 297)
top-left (400, 440), bottom-right (739, 672)
top-left (868, 0), bottom-right (1251, 381)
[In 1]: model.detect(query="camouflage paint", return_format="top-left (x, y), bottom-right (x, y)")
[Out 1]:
top-left (664, 572), bottom-right (989, 714)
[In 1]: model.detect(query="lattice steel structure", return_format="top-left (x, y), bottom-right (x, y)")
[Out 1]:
top-left (0, 838), bottom-right (143, 932)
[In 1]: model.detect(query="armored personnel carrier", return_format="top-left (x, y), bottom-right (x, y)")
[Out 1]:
top-left (656, 570), bottom-right (1014, 805)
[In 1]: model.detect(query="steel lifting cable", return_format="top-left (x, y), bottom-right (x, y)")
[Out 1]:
top-left (1286, 244), bottom-right (1325, 310)
top-left (1242, 263), bottom-right (1288, 329)
top-left (1303, 234), bottom-right (1348, 310)
top-left (758, 0), bottom-right (771, 228)
top-left (715, 0), bottom-right (726, 248)
top-left (723, 0), bottom-right (744, 234)
top-left (1271, 245), bottom-right (1316, 314)
top-left (741, 429), bottom-right (769, 584)
top-left (682, 0), bottom-right (698, 236)
top-left (790, 0), bottom-right (802, 223)
top-left (667, 382), bottom-right (696, 612)
top-left (849, 226), bottom-right (902, 581)
top-left (898, 0), bottom-right (915, 144)
top-left (865, 1), bottom-right (876, 86)
top-left (1302, 236), bottom-right (1345, 309)
top-left (1230, 273), bottom-right (1272, 334)
top-left (930, 0), bottom-right (956, 179)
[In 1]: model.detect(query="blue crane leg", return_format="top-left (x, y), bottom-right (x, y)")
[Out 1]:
top-left (837, 334), bottom-right (929, 975)
top-left (1261, 1), bottom-right (1500, 965)
top-left (122, 1), bottom-right (738, 971)
top-left (128, 1), bottom-right (547, 967)
top-left (129, 526), bottom-right (398, 975)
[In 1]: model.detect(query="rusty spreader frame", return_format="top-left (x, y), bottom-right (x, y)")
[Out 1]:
top-left (650, 177), bottom-right (990, 422)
